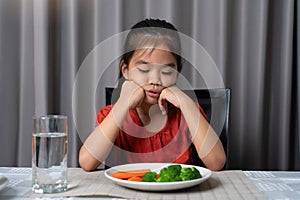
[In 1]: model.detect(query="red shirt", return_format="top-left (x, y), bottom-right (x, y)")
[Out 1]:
top-left (96, 104), bottom-right (207, 167)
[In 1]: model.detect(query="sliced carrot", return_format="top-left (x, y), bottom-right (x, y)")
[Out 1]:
top-left (128, 176), bottom-right (143, 182)
top-left (121, 169), bottom-right (151, 174)
top-left (112, 169), bottom-right (151, 180)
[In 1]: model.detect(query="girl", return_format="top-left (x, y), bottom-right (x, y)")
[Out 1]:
top-left (79, 19), bottom-right (226, 171)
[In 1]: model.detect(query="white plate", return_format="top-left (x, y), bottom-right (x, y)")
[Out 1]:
top-left (0, 175), bottom-right (8, 192)
top-left (104, 163), bottom-right (212, 191)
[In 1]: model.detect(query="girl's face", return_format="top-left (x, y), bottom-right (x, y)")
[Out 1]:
top-left (121, 45), bottom-right (178, 105)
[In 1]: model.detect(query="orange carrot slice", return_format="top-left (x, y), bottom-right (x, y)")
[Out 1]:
top-left (128, 176), bottom-right (143, 182)
top-left (112, 169), bottom-right (151, 179)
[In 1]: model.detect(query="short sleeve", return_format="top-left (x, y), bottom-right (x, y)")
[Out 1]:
top-left (95, 105), bottom-right (113, 127)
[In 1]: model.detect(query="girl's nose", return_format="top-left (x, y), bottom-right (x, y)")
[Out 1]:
top-left (149, 71), bottom-right (162, 86)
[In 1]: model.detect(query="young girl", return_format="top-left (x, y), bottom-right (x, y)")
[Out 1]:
top-left (79, 19), bottom-right (226, 171)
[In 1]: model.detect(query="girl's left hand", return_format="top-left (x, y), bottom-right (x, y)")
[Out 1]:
top-left (158, 86), bottom-right (185, 115)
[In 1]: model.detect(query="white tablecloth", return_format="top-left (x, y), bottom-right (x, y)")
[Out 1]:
top-left (1, 167), bottom-right (299, 199)
top-left (245, 171), bottom-right (300, 200)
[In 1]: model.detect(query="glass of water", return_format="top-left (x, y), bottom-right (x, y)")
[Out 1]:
top-left (32, 115), bottom-right (68, 193)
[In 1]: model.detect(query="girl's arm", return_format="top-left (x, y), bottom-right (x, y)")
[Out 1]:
top-left (78, 102), bottom-right (128, 171)
top-left (79, 81), bottom-right (145, 171)
top-left (159, 86), bottom-right (226, 171)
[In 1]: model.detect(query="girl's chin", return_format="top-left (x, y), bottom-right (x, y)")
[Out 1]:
top-left (144, 96), bottom-right (159, 105)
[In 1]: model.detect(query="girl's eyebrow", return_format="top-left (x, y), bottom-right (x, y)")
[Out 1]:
top-left (135, 60), bottom-right (176, 68)
top-left (135, 60), bottom-right (149, 65)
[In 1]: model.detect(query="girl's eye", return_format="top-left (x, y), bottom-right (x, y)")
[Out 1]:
top-left (162, 71), bottom-right (173, 75)
top-left (138, 68), bottom-right (150, 73)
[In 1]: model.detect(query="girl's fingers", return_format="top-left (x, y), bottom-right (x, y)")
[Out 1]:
top-left (120, 80), bottom-right (145, 109)
top-left (158, 95), bottom-right (164, 114)
top-left (159, 102), bottom-right (166, 115)
top-left (132, 87), bottom-right (145, 107)
top-left (158, 95), bottom-right (168, 115)
top-left (162, 100), bottom-right (168, 115)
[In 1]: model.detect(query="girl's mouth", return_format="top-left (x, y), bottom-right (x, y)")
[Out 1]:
top-left (147, 90), bottom-right (160, 98)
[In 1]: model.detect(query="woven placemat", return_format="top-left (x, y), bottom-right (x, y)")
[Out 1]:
top-left (24, 168), bottom-right (267, 200)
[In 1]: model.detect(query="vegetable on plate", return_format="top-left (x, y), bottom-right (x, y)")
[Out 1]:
top-left (111, 164), bottom-right (202, 182)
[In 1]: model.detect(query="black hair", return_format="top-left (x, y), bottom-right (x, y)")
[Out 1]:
top-left (119, 19), bottom-right (182, 78)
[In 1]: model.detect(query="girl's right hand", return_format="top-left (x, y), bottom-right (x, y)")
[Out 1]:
top-left (118, 80), bottom-right (145, 109)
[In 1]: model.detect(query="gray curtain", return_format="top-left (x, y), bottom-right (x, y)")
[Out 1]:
top-left (0, 0), bottom-right (299, 170)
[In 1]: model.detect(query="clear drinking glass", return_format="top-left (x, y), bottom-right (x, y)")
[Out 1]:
top-left (32, 115), bottom-right (68, 193)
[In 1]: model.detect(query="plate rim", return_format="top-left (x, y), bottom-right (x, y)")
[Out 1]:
top-left (104, 163), bottom-right (212, 191)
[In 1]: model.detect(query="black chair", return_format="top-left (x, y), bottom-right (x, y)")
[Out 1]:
top-left (105, 87), bottom-right (231, 168)
top-left (183, 89), bottom-right (231, 169)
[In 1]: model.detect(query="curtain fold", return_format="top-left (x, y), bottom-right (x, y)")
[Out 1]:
top-left (295, 0), bottom-right (300, 170)
top-left (226, 0), bottom-right (269, 169)
top-left (17, 0), bottom-right (34, 166)
top-left (33, 0), bottom-right (48, 116)
top-left (265, 0), bottom-right (294, 170)
top-left (59, 0), bottom-right (80, 167)
top-left (0, 0), bottom-right (299, 170)
top-left (0, 0), bottom-right (30, 166)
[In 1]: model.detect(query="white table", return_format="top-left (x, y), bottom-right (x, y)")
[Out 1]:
top-left (0, 167), bottom-right (299, 199)
top-left (244, 171), bottom-right (300, 200)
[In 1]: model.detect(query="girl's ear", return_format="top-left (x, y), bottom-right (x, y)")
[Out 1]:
top-left (120, 60), bottom-right (129, 80)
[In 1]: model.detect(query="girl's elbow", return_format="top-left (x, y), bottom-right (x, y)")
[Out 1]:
top-left (79, 157), bottom-right (100, 172)
top-left (210, 156), bottom-right (227, 171)
top-left (79, 159), bottom-right (92, 172)
top-left (79, 149), bottom-right (101, 172)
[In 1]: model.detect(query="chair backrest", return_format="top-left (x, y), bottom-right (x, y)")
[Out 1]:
top-left (105, 87), bottom-right (231, 168)
top-left (183, 88), bottom-right (231, 168)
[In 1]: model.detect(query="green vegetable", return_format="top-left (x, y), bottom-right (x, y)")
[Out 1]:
top-left (142, 172), bottom-right (157, 182)
top-left (142, 164), bottom-right (202, 183)
top-left (156, 165), bottom-right (182, 182)
top-left (180, 167), bottom-right (202, 181)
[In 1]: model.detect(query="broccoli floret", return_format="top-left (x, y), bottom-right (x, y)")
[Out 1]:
top-left (156, 175), bottom-right (170, 182)
top-left (156, 165), bottom-right (182, 182)
top-left (142, 165), bottom-right (202, 183)
top-left (180, 167), bottom-right (202, 181)
top-left (142, 172), bottom-right (157, 182)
